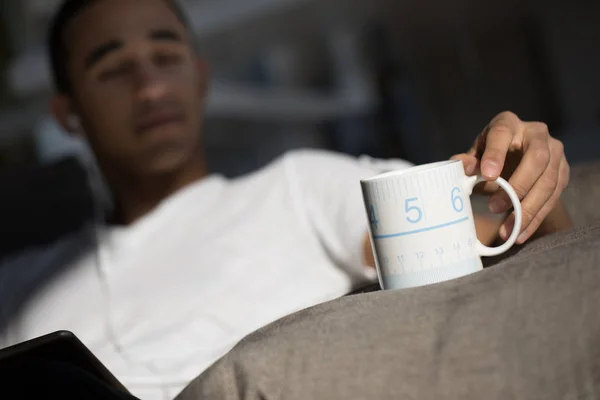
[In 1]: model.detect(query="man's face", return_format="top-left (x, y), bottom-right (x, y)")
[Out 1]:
top-left (63, 0), bottom-right (207, 176)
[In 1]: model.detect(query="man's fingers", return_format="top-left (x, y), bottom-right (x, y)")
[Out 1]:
top-left (497, 139), bottom-right (562, 241)
top-left (487, 130), bottom-right (550, 213)
top-left (513, 155), bottom-right (568, 244)
top-left (558, 153), bottom-right (571, 191)
top-left (450, 153), bottom-right (478, 175)
top-left (511, 165), bottom-right (557, 241)
top-left (498, 213), bottom-right (515, 240)
top-left (479, 123), bottom-right (514, 180)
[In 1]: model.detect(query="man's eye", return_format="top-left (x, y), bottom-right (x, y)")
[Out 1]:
top-left (99, 64), bottom-right (131, 80)
top-left (155, 53), bottom-right (182, 67)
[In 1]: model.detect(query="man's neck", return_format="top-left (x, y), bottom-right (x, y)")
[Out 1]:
top-left (110, 160), bottom-right (208, 225)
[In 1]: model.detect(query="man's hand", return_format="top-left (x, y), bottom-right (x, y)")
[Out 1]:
top-left (451, 111), bottom-right (572, 245)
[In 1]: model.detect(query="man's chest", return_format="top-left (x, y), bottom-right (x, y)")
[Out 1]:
top-left (15, 205), bottom-right (353, 360)
top-left (103, 211), bottom-right (350, 332)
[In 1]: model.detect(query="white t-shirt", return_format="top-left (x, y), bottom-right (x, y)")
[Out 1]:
top-left (0, 149), bottom-right (412, 400)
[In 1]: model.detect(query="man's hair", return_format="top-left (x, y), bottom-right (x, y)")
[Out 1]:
top-left (48, 0), bottom-right (193, 94)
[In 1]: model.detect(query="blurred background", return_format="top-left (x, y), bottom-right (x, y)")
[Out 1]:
top-left (0, 0), bottom-right (599, 258)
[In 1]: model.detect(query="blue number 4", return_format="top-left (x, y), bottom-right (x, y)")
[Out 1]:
top-left (405, 198), bottom-right (423, 223)
top-left (369, 205), bottom-right (379, 231)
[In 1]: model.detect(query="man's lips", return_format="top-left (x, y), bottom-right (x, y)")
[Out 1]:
top-left (136, 113), bottom-right (183, 134)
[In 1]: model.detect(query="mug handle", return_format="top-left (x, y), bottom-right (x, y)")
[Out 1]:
top-left (464, 176), bottom-right (523, 257)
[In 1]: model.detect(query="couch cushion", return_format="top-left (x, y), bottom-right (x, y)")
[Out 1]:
top-left (0, 157), bottom-right (95, 260)
top-left (562, 160), bottom-right (600, 227)
top-left (177, 222), bottom-right (600, 400)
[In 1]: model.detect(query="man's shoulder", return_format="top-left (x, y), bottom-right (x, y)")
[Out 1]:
top-left (235, 148), bottom-right (415, 187)
top-left (260, 148), bottom-right (366, 179)
top-left (230, 149), bottom-right (352, 183)
top-left (282, 148), bottom-right (359, 166)
top-left (275, 148), bottom-right (415, 177)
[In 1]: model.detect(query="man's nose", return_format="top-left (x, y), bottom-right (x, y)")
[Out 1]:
top-left (135, 64), bottom-right (168, 103)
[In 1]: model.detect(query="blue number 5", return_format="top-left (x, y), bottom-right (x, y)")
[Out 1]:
top-left (405, 198), bottom-right (423, 223)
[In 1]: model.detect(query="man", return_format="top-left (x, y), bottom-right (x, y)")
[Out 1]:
top-left (0, 0), bottom-right (572, 399)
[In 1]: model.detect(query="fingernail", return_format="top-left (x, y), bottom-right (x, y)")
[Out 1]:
top-left (517, 232), bottom-right (528, 244)
top-left (482, 160), bottom-right (499, 178)
top-left (499, 225), bottom-right (507, 239)
top-left (489, 197), bottom-right (508, 213)
top-left (500, 217), bottom-right (514, 240)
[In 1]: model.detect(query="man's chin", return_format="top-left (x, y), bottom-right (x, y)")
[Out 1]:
top-left (137, 146), bottom-right (197, 176)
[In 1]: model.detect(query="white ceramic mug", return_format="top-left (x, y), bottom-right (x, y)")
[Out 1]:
top-left (360, 160), bottom-right (522, 290)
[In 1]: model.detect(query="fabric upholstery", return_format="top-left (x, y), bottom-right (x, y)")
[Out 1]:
top-left (177, 222), bottom-right (600, 400)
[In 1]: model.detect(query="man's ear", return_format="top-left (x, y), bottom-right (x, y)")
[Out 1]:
top-left (50, 94), bottom-right (82, 137)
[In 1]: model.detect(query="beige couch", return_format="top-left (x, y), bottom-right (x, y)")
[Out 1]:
top-left (177, 160), bottom-right (600, 400)
top-left (562, 160), bottom-right (600, 227)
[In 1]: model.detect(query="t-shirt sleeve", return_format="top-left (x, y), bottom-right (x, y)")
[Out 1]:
top-left (283, 149), bottom-right (414, 281)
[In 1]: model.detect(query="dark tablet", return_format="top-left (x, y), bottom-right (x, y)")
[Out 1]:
top-left (0, 330), bottom-right (129, 395)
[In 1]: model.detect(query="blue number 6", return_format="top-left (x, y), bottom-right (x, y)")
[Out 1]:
top-left (405, 198), bottom-right (423, 223)
top-left (451, 187), bottom-right (464, 212)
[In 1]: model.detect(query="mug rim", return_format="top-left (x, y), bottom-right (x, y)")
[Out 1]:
top-left (361, 160), bottom-right (461, 183)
